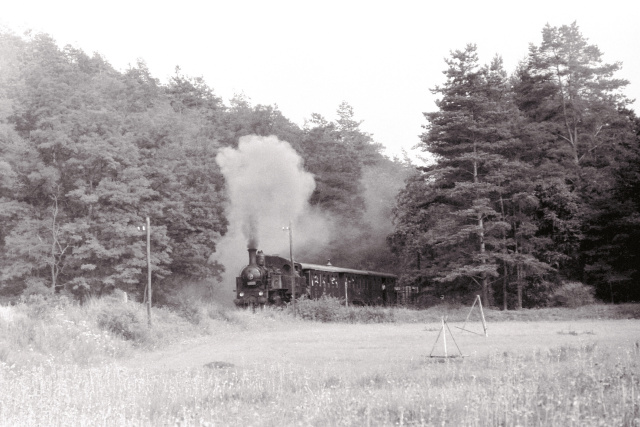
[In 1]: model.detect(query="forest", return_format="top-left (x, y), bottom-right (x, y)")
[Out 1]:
top-left (0, 22), bottom-right (638, 308)
top-left (389, 23), bottom-right (640, 307)
top-left (0, 29), bottom-right (406, 305)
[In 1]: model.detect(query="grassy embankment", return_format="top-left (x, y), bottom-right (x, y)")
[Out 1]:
top-left (0, 295), bottom-right (639, 426)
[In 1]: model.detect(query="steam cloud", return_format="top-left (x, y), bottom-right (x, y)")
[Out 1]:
top-left (216, 135), bottom-right (317, 248)
top-left (211, 134), bottom-right (409, 305)
top-left (213, 135), bottom-right (330, 303)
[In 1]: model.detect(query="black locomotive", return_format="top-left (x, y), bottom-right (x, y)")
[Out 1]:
top-left (234, 248), bottom-right (399, 308)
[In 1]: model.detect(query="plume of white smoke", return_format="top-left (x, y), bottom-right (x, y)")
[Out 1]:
top-left (213, 135), bottom-right (332, 303)
top-left (308, 159), bottom-right (412, 271)
top-left (361, 161), bottom-right (410, 235)
top-left (211, 136), bottom-right (412, 305)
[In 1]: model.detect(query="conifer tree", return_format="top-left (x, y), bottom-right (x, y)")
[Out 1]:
top-left (412, 46), bottom-right (517, 305)
top-left (514, 22), bottom-right (636, 288)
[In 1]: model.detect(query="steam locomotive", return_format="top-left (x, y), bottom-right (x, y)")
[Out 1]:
top-left (234, 248), bottom-right (399, 308)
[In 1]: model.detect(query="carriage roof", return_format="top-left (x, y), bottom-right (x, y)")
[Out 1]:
top-left (299, 263), bottom-right (397, 279)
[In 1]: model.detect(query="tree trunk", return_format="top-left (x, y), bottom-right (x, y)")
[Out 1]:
top-left (503, 262), bottom-right (508, 311)
top-left (516, 263), bottom-right (523, 310)
top-left (474, 155), bottom-right (490, 306)
top-left (555, 65), bottom-right (580, 165)
top-left (50, 195), bottom-right (58, 292)
top-left (500, 195), bottom-right (508, 311)
top-left (479, 213), bottom-right (490, 306)
top-left (478, 211), bottom-right (489, 306)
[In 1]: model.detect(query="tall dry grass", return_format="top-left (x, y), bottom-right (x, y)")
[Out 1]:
top-left (1, 295), bottom-right (639, 425)
top-left (0, 340), bottom-right (637, 426)
top-left (0, 294), bottom-right (241, 367)
top-left (287, 296), bottom-right (640, 323)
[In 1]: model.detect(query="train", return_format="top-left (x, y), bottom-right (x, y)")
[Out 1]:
top-left (234, 248), bottom-right (401, 308)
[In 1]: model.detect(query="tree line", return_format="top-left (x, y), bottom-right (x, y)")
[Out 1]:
top-left (0, 31), bottom-right (399, 301)
top-left (1, 23), bottom-right (638, 308)
top-left (389, 23), bottom-right (640, 307)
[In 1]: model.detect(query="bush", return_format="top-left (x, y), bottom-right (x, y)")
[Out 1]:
top-left (360, 306), bottom-right (393, 323)
top-left (206, 303), bottom-right (237, 323)
top-left (291, 297), bottom-right (395, 323)
top-left (176, 299), bottom-right (206, 325)
top-left (171, 294), bottom-right (233, 325)
top-left (550, 282), bottom-right (596, 308)
top-left (153, 280), bottom-right (228, 325)
top-left (0, 342), bottom-right (9, 363)
top-left (20, 294), bottom-right (71, 321)
top-left (615, 304), bottom-right (640, 319)
top-left (295, 296), bottom-right (344, 322)
top-left (96, 304), bottom-right (150, 342)
top-left (21, 279), bottom-right (52, 298)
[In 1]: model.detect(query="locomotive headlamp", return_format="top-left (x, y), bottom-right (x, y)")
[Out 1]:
top-left (239, 292), bottom-right (244, 297)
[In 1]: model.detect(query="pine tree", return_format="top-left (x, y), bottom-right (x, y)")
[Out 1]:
top-left (514, 22), bottom-right (636, 292)
top-left (413, 46), bottom-right (518, 306)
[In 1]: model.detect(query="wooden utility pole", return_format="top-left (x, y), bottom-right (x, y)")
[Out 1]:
top-left (344, 280), bottom-right (348, 308)
top-left (288, 219), bottom-right (296, 317)
top-left (145, 217), bottom-right (152, 327)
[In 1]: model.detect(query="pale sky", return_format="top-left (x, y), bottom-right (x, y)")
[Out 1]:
top-left (2, 0), bottom-right (639, 160)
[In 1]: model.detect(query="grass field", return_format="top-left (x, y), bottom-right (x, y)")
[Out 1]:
top-left (1, 301), bottom-right (639, 426)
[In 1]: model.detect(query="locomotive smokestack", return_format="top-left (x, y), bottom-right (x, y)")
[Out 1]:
top-left (248, 248), bottom-right (258, 266)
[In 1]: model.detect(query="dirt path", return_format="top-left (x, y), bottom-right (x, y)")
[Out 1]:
top-left (121, 318), bottom-right (640, 372)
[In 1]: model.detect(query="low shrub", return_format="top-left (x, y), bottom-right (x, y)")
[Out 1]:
top-left (359, 306), bottom-right (393, 323)
top-left (0, 297), bottom-right (134, 366)
top-left (21, 294), bottom-right (71, 321)
top-left (178, 300), bottom-right (207, 325)
top-left (21, 278), bottom-right (52, 298)
top-left (154, 280), bottom-right (232, 325)
top-left (294, 296), bottom-right (343, 322)
top-left (549, 282), bottom-right (596, 308)
top-left (614, 303), bottom-right (640, 319)
top-left (0, 342), bottom-right (9, 363)
top-left (206, 303), bottom-right (237, 323)
top-left (291, 297), bottom-right (395, 323)
top-left (172, 296), bottom-right (236, 325)
top-left (96, 303), bottom-right (150, 342)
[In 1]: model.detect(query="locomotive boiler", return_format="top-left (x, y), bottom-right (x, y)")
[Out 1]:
top-left (234, 248), bottom-right (401, 308)
top-left (234, 248), bottom-right (305, 308)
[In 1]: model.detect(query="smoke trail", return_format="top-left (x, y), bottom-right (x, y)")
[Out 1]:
top-left (213, 135), bottom-right (329, 303)
top-left (297, 159), bottom-right (411, 271)
top-left (211, 135), bottom-right (410, 305)
top-left (216, 135), bottom-right (317, 248)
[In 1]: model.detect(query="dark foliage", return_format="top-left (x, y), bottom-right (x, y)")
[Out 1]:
top-left (0, 30), bottom-right (402, 301)
top-left (391, 23), bottom-right (639, 307)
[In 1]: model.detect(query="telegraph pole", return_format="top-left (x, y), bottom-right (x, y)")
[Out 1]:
top-left (139, 217), bottom-right (152, 327)
top-left (145, 217), bottom-right (152, 326)
top-left (137, 219), bottom-right (152, 326)
top-left (289, 219), bottom-right (296, 317)
top-left (283, 220), bottom-right (295, 317)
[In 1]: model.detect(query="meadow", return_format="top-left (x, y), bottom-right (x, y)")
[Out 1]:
top-left (0, 296), bottom-right (639, 426)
